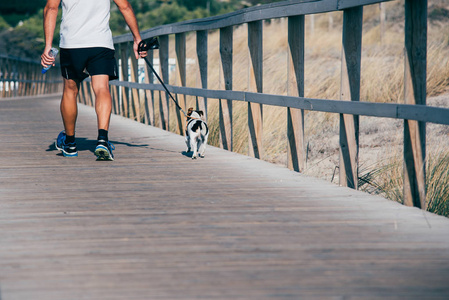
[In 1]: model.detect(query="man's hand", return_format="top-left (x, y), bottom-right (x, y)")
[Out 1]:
top-left (41, 46), bottom-right (56, 68)
top-left (134, 40), bottom-right (148, 59)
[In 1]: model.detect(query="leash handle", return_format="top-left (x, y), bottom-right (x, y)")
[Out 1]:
top-left (138, 38), bottom-right (159, 52)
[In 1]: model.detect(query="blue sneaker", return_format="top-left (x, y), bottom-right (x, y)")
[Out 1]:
top-left (94, 139), bottom-right (115, 161)
top-left (55, 131), bottom-right (78, 157)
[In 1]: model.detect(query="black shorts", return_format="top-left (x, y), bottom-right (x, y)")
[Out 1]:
top-left (60, 47), bottom-right (118, 82)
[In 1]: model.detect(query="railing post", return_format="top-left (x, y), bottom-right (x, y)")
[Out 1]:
top-left (12, 63), bottom-right (18, 97)
top-left (30, 60), bottom-right (37, 96)
top-left (339, 6), bottom-right (363, 189)
top-left (143, 49), bottom-right (155, 126)
top-left (159, 35), bottom-right (170, 131)
top-left (129, 42), bottom-right (140, 122)
top-left (196, 30), bottom-right (208, 119)
top-left (403, 0), bottom-right (427, 209)
top-left (248, 21), bottom-right (263, 159)
top-left (111, 49), bottom-right (121, 115)
top-left (119, 43), bottom-right (130, 117)
top-left (17, 61), bottom-right (24, 96)
top-left (6, 58), bottom-right (12, 97)
top-left (287, 15), bottom-right (305, 173)
top-left (23, 62), bottom-right (29, 96)
top-left (175, 32), bottom-right (187, 135)
top-left (219, 26), bottom-right (233, 151)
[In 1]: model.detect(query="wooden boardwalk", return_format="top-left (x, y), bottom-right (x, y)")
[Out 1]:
top-left (1, 95), bottom-right (448, 300)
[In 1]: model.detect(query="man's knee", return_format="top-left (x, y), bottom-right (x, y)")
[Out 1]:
top-left (92, 75), bottom-right (111, 96)
top-left (63, 79), bottom-right (79, 94)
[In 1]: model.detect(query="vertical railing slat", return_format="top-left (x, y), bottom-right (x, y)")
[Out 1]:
top-left (175, 32), bottom-right (187, 134)
top-left (129, 44), bottom-right (140, 122)
top-left (119, 43), bottom-right (130, 118)
top-left (196, 30), bottom-right (208, 119)
top-left (143, 50), bottom-right (155, 126)
top-left (219, 26), bottom-right (233, 151)
top-left (248, 21), bottom-right (263, 159)
top-left (159, 35), bottom-right (170, 131)
top-left (287, 15), bottom-right (305, 173)
top-left (111, 49), bottom-right (121, 115)
top-left (403, 0), bottom-right (427, 209)
top-left (339, 7), bottom-right (363, 189)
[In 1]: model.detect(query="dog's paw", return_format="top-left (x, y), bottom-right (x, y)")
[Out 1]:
top-left (200, 154), bottom-right (205, 158)
top-left (192, 155), bottom-right (197, 160)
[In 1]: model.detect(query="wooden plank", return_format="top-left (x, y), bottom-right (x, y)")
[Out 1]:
top-left (119, 43), bottom-right (130, 118)
top-left (143, 50), bottom-right (155, 126)
top-left (129, 42), bottom-right (140, 122)
top-left (403, 0), bottom-right (427, 209)
top-left (1, 96), bottom-right (449, 299)
top-left (79, 81), bottom-right (87, 105)
top-left (287, 15), bottom-right (305, 173)
top-left (196, 30), bottom-right (208, 119)
top-left (110, 85), bottom-right (117, 115)
top-left (108, 79), bottom-right (449, 126)
top-left (17, 61), bottom-right (24, 97)
top-left (24, 63), bottom-right (30, 96)
top-left (112, 49), bottom-right (120, 115)
top-left (380, 2), bottom-right (386, 44)
top-left (85, 81), bottom-right (94, 107)
top-left (159, 35), bottom-right (170, 131)
top-left (219, 26), bottom-right (233, 151)
top-left (338, 0), bottom-right (385, 9)
top-left (32, 63), bottom-right (39, 96)
top-left (248, 21), bottom-right (263, 159)
top-left (339, 6), bottom-right (363, 189)
top-left (1, 58), bottom-right (7, 98)
top-left (113, 0), bottom-right (389, 44)
top-left (175, 32), bottom-right (187, 135)
top-left (6, 58), bottom-right (13, 97)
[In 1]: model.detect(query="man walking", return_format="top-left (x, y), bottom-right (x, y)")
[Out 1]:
top-left (41, 0), bottom-right (147, 160)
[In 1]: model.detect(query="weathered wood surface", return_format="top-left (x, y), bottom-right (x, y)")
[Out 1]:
top-left (1, 95), bottom-right (449, 300)
top-left (113, 0), bottom-right (387, 43)
top-left (339, 6), bottom-right (363, 189)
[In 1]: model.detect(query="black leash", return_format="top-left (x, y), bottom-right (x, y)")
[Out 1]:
top-left (138, 38), bottom-right (188, 117)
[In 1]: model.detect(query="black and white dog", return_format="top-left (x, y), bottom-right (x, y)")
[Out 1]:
top-left (185, 107), bottom-right (209, 159)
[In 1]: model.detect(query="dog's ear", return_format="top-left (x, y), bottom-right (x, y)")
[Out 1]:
top-left (187, 107), bottom-right (194, 116)
top-left (198, 110), bottom-right (204, 117)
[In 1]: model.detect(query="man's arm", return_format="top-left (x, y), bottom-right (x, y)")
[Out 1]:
top-left (114, 0), bottom-right (147, 59)
top-left (41, 0), bottom-right (60, 68)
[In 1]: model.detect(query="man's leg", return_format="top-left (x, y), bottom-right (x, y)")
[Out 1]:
top-left (61, 78), bottom-right (80, 136)
top-left (91, 74), bottom-right (112, 131)
top-left (91, 75), bottom-right (115, 161)
top-left (55, 77), bottom-right (80, 157)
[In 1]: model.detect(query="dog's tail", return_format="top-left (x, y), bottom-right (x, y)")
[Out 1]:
top-left (200, 122), bottom-right (209, 137)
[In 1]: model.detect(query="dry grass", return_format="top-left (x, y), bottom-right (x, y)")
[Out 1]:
top-left (359, 146), bottom-right (449, 217)
top-left (143, 0), bottom-right (449, 215)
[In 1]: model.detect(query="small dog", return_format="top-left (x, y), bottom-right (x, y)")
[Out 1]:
top-left (185, 107), bottom-right (209, 159)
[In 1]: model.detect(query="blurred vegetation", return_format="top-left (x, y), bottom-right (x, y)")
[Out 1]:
top-left (0, 0), bottom-right (47, 27)
top-left (0, 0), bottom-right (282, 58)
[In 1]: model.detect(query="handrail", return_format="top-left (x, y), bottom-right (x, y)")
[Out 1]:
top-left (107, 80), bottom-right (449, 125)
top-left (0, 54), bottom-right (42, 65)
top-left (114, 0), bottom-right (386, 43)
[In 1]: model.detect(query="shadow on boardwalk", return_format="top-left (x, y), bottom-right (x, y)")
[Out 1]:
top-left (46, 137), bottom-right (150, 155)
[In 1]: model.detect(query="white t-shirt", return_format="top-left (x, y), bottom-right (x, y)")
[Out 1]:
top-left (59, 0), bottom-right (114, 50)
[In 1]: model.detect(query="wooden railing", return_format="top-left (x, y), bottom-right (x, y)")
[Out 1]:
top-left (0, 54), bottom-right (62, 97)
top-left (77, 0), bottom-right (448, 210)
